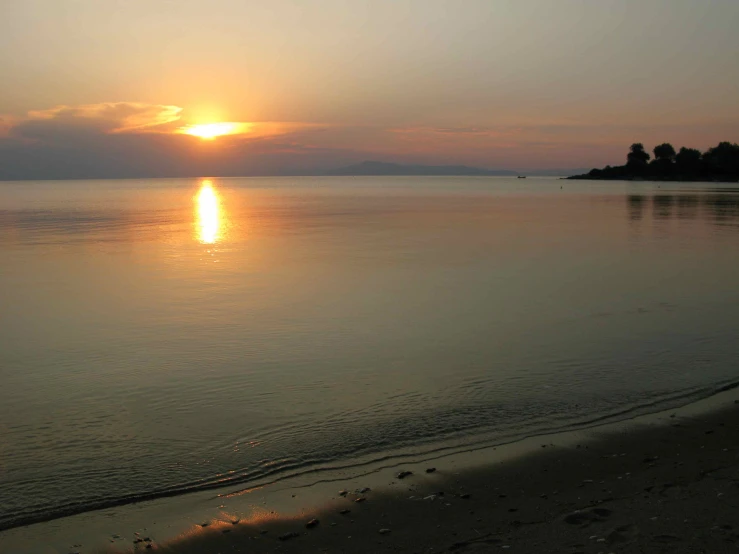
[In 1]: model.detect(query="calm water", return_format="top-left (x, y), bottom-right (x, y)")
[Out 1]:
top-left (1, 177), bottom-right (738, 530)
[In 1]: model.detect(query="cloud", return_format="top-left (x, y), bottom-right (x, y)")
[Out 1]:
top-left (175, 121), bottom-right (329, 141)
top-left (2, 101), bottom-right (738, 180)
top-left (431, 126), bottom-right (507, 136)
top-left (0, 117), bottom-right (13, 138)
top-left (7, 102), bottom-right (185, 146)
top-left (0, 103), bottom-right (369, 180)
top-left (25, 102), bottom-right (183, 133)
top-left (9, 102), bottom-right (328, 147)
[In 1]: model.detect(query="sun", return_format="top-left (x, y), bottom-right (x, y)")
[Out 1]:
top-left (181, 122), bottom-right (243, 140)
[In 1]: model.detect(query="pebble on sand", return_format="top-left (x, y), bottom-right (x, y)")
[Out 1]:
top-left (306, 518), bottom-right (320, 529)
top-left (397, 470), bottom-right (413, 479)
top-left (426, 467), bottom-right (437, 473)
top-left (278, 531), bottom-right (300, 541)
top-left (379, 528), bottom-right (391, 534)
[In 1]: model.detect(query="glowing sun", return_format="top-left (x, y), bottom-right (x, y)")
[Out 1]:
top-left (182, 122), bottom-right (244, 140)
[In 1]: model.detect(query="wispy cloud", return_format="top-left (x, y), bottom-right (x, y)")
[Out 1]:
top-left (8, 102), bottom-right (328, 144)
top-left (26, 102), bottom-right (184, 133)
top-left (175, 121), bottom-right (329, 141)
top-left (0, 102), bottom-right (363, 179)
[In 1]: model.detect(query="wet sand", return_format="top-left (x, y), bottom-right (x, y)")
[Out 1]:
top-left (110, 391), bottom-right (739, 554)
top-left (3, 390), bottom-right (739, 554)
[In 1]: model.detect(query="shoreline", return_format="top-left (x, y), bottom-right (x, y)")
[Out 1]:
top-left (3, 378), bottom-right (732, 533)
top-left (2, 385), bottom-right (739, 553)
top-left (567, 176), bottom-right (739, 183)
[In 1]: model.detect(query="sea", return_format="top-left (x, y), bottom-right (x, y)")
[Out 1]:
top-left (1, 176), bottom-right (738, 532)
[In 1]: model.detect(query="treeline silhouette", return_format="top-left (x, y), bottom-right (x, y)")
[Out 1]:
top-left (570, 142), bottom-right (739, 182)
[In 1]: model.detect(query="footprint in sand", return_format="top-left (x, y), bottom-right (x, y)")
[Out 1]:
top-left (652, 534), bottom-right (682, 543)
top-left (563, 507), bottom-right (613, 527)
top-left (607, 523), bottom-right (639, 544)
top-left (448, 536), bottom-right (502, 551)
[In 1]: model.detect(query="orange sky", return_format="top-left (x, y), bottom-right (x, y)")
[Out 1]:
top-left (1, 0), bottom-right (738, 177)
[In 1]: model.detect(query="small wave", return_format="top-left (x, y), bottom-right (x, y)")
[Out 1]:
top-left (2, 378), bottom-right (737, 532)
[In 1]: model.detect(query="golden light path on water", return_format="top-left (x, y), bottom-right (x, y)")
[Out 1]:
top-left (196, 179), bottom-right (221, 244)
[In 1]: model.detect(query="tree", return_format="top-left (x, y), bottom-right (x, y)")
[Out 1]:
top-left (702, 142), bottom-right (739, 176)
top-left (675, 147), bottom-right (702, 175)
top-left (653, 143), bottom-right (676, 162)
top-left (626, 143), bottom-right (650, 167)
top-left (568, 140), bottom-right (739, 181)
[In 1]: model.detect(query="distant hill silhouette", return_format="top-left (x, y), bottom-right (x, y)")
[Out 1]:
top-left (326, 161), bottom-right (517, 176)
top-left (529, 168), bottom-right (591, 177)
top-left (325, 161), bottom-right (585, 177)
top-left (570, 142), bottom-right (739, 182)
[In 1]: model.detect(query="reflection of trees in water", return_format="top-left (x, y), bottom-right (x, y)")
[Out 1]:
top-left (704, 194), bottom-right (739, 223)
top-left (652, 195), bottom-right (674, 219)
top-left (676, 195), bottom-right (700, 219)
top-left (626, 193), bottom-right (739, 226)
top-left (627, 195), bottom-right (646, 220)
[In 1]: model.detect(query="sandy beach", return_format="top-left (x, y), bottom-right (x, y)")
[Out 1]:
top-left (2, 389), bottom-right (738, 553)
top-left (138, 395), bottom-right (737, 553)
top-left (3, 388), bottom-right (724, 554)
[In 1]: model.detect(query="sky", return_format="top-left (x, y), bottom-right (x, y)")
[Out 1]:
top-left (1, 0), bottom-right (738, 179)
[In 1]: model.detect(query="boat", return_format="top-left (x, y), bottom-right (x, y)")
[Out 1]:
top-left (517, 175), bottom-right (527, 179)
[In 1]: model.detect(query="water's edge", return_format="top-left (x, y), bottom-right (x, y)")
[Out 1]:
top-left (3, 378), bottom-right (737, 533)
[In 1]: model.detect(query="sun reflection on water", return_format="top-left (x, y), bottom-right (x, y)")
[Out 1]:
top-left (196, 180), bottom-right (221, 244)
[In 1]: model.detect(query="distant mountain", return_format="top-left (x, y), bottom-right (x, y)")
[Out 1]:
top-left (325, 161), bottom-right (517, 176)
top-left (324, 161), bottom-right (585, 177)
top-left (525, 168), bottom-right (590, 177)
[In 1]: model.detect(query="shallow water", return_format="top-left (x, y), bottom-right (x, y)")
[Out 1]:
top-left (1, 176), bottom-right (738, 530)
